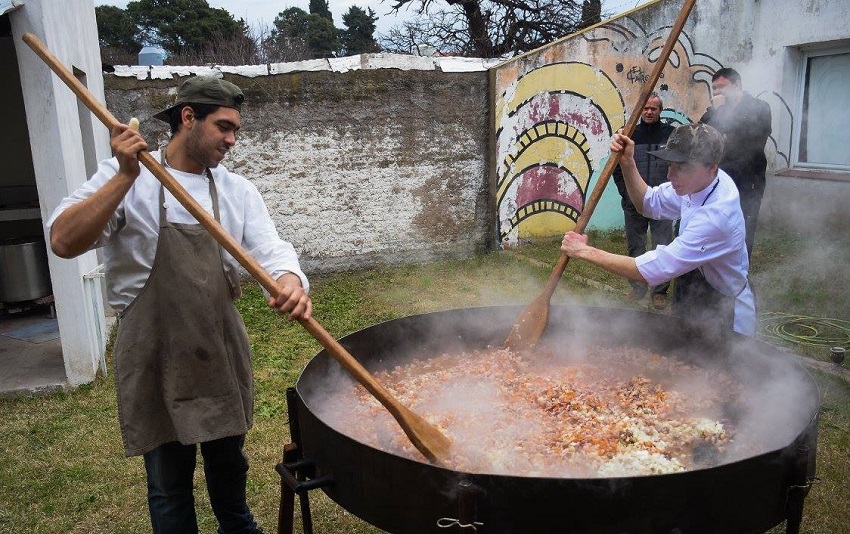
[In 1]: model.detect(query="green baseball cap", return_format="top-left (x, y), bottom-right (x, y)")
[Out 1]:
top-left (153, 75), bottom-right (244, 122)
top-left (648, 123), bottom-right (724, 164)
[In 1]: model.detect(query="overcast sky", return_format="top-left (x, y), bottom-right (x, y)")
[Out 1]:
top-left (92, 0), bottom-right (652, 39)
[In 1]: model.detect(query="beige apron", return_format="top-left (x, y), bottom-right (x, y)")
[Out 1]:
top-left (114, 170), bottom-right (253, 457)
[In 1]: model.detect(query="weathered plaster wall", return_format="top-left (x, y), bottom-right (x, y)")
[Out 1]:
top-left (493, 0), bottom-right (850, 245)
top-left (104, 66), bottom-right (494, 274)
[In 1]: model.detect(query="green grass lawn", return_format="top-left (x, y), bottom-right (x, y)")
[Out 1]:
top-left (1, 226), bottom-right (848, 533)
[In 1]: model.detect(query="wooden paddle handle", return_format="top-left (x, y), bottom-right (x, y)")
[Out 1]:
top-left (542, 0), bottom-right (696, 297)
top-left (20, 31), bottom-right (405, 416)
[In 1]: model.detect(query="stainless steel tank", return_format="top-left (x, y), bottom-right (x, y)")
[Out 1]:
top-left (0, 237), bottom-right (52, 303)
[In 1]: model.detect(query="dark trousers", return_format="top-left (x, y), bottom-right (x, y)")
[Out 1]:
top-left (739, 186), bottom-right (764, 257)
top-left (623, 204), bottom-right (674, 296)
top-left (143, 435), bottom-right (261, 534)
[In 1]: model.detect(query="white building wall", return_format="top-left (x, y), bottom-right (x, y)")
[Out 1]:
top-left (11, 0), bottom-right (109, 385)
top-left (692, 0), bottom-right (850, 233)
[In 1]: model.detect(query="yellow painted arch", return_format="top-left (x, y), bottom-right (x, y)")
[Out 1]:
top-left (496, 62), bottom-right (625, 133)
top-left (518, 211), bottom-right (577, 239)
top-left (497, 121), bottom-right (589, 180)
top-left (497, 136), bottom-right (591, 203)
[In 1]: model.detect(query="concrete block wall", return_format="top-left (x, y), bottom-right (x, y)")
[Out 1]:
top-left (104, 66), bottom-right (495, 275)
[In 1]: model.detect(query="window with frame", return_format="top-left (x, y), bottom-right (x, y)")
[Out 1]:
top-left (794, 46), bottom-right (850, 171)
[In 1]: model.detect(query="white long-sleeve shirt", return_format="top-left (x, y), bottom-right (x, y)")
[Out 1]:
top-left (635, 169), bottom-right (756, 335)
top-left (47, 150), bottom-right (309, 312)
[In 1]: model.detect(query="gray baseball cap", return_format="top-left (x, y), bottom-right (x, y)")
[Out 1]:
top-left (153, 76), bottom-right (244, 122)
top-left (648, 123), bottom-right (724, 164)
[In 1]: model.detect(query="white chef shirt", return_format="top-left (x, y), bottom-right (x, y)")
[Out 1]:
top-left (634, 169), bottom-right (756, 335)
top-left (47, 150), bottom-right (309, 312)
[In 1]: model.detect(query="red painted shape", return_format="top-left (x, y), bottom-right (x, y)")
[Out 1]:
top-left (517, 94), bottom-right (607, 137)
top-left (514, 166), bottom-right (584, 212)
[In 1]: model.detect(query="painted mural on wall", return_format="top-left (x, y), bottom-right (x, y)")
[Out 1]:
top-left (758, 89), bottom-right (793, 170)
top-left (494, 14), bottom-right (725, 247)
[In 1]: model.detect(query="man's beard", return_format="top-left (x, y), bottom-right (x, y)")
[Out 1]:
top-left (186, 132), bottom-right (225, 169)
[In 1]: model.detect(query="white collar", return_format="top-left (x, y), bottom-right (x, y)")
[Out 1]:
top-left (686, 177), bottom-right (720, 208)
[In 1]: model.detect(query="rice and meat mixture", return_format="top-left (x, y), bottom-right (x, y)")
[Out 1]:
top-left (324, 345), bottom-right (740, 478)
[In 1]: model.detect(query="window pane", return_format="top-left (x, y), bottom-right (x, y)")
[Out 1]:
top-left (801, 52), bottom-right (850, 167)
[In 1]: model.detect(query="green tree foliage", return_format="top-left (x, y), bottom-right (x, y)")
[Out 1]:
top-left (93, 0), bottom-right (379, 64)
top-left (267, 7), bottom-right (312, 60)
top-left (341, 6), bottom-right (380, 55)
top-left (271, 6), bottom-right (311, 46)
top-left (309, 0), bottom-right (333, 21)
top-left (382, 0), bottom-right (602, 57)
top-left (95, 5), bottom-right (140, 52)
top-left (306, 15), bottom-right (340, 58)
top-left (125, 0), bottom-right (244, 57)
top-left (269, 5), bottom-right (340, 59)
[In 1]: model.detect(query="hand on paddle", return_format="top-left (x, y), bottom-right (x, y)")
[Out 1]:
top-left (111, 120), bottom-right (148, 181)
top-left (269, 273), bottom-right (312, 320)
top-left (560, 231), bottom-right (591, 259)
top-left (611, 130), bottom-right (635, 160)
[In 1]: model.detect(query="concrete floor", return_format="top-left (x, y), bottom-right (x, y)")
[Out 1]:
top-left (0, 306), bottom-right (67, 397)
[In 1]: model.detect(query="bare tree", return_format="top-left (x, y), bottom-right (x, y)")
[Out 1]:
top-left (381, 10), bottom-right (471, 55)
top-left (381, 0), bottom-right (602, 57)
top-left (101, 47), bottom-right (139, 67)
top-left (168, 21), bottom-right (260, 65)
top-left (164, 21), bottom-right (314, 65)
top-left (261, 35), bottom-right (315, 63)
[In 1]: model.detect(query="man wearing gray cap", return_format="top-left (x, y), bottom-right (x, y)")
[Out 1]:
top-left (48, 76), bottom-right (308, 533)
top-left (561, 123), bottom-right (756, 336)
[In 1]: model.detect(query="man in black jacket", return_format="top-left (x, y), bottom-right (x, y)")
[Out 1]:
top-left (612, 92), bottom-right (675, 309)
top-left (700, 67), bottom-right (772, 257)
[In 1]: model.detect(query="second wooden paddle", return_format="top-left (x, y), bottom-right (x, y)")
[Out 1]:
top-left (504, 0), bottom-right (697, 351)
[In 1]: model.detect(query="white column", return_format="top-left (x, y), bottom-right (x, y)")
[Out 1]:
top-left (11, 0), bottom-right (111, 386)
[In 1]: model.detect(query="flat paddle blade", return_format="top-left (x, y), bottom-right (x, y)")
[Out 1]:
top-left (398, 405), bottom-right (452, 465)
top-left (504, 296), bottom-right (550, 351)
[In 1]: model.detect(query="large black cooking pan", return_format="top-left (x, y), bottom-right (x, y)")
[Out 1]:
top-left (287, 305), bottom-right (819, 534)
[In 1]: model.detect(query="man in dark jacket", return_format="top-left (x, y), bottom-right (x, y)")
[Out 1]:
top-left (700, 67), bottom-right (772, 256)
top-left (612, 92), bottom-right (675, 309)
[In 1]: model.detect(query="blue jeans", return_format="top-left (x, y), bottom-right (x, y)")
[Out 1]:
top-left (143, 435), bottom-right (262, 534)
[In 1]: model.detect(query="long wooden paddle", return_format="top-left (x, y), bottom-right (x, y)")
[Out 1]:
top-left (22, 32), bottom-right (451, 465)
top-left (504, 0), bottom-right (697, 351)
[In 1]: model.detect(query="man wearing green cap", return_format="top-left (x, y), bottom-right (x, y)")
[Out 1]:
top-left (560, 123), bottom-right (756, 336)
top-left (48, 75), bottom-right (307, 533)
